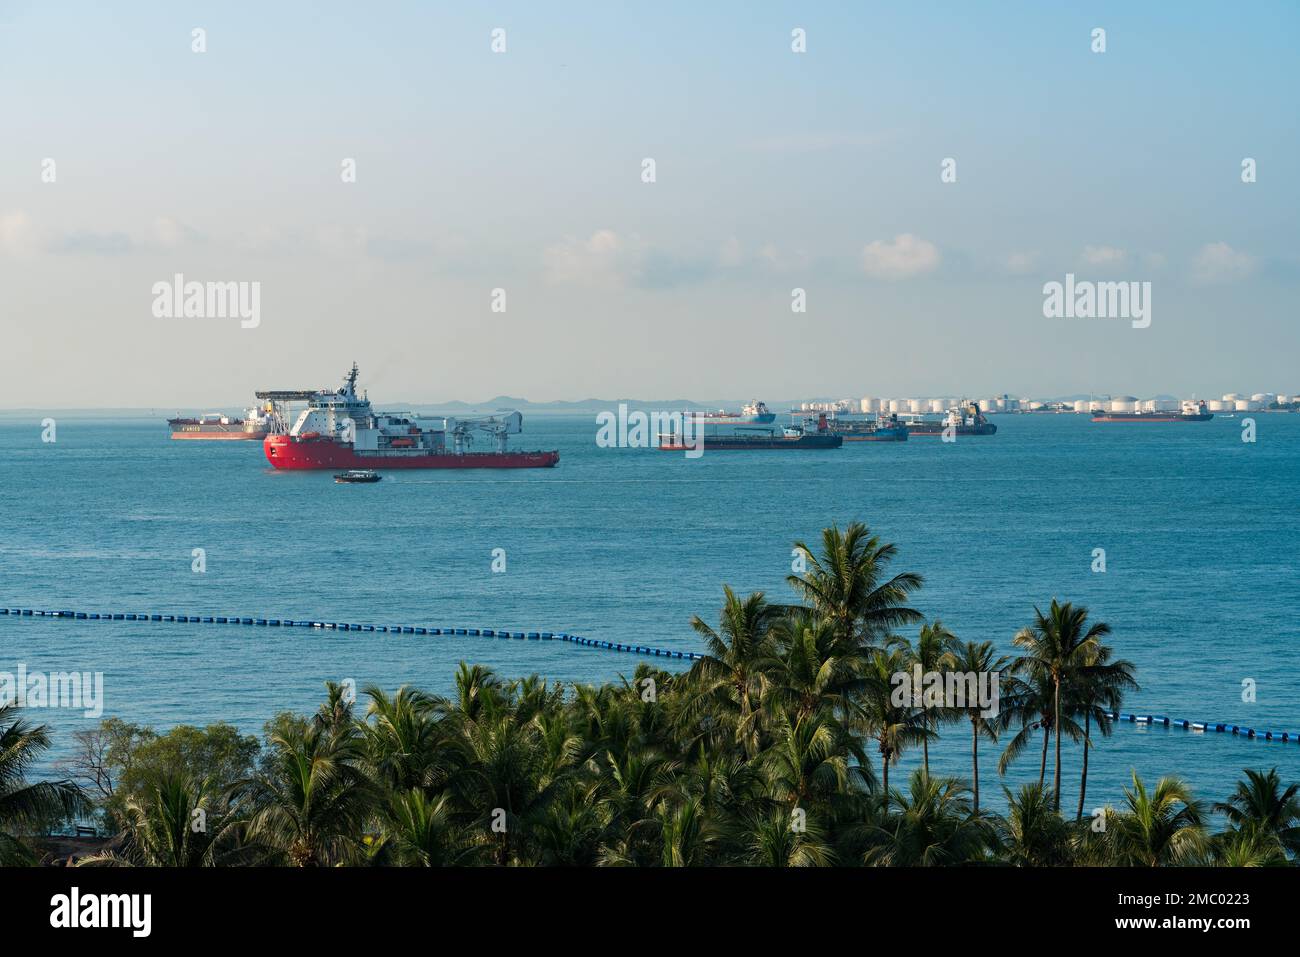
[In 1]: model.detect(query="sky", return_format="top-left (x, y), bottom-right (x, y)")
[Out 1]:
top-left (1, 1), bottom-right (1297, 408)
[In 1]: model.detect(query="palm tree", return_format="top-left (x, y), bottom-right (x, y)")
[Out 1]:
top-left (868, 770), bottom-right (991, 866)
top-left (946, 639), bottom-right (1009, 814)
top-left (1214, 768), bottom-right (1300, 858)
top-left (1100, 772), bottom-right (1207, 866)
top-left (0, 704), bottom-right (87, 865)
top-left (787, 522), bottom-right (923, 653)
top-left (997, 783), bottom-right (1072, 866)
top-left (740, 806), bottom-right (835, 866)
top-left (686, 587), bottom-right (779, 757)
top-left (889, 621), bottom-right (958, 776)
top-left (766, 609), bottom-right (865, 725)
top-left (1072, 644), bottom-right (1137, 822)
top-left (359, 684), bottom-right (452, 793)
top-left (378, 788), bottom-right (482, 866)
top-left (240, 717), bottom-right (378, 866)
top-left (79, 771), bottom-right (238, 867)
top-left (858, 649), bottom-right (930, 801)
top-left (1009, 600), bottom-right (1111, 810)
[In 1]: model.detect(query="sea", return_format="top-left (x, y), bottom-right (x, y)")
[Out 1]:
top-left (2, 410), bottom-right (1298, 814)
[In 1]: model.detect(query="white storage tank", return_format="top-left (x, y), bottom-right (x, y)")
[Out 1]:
top-left (859, 397), bottom-right (879, 413)
top-left (1223, 393), bottom-right (1243, 403)
top-left (1251, 393), bottom-right (1274, 405)
top-left (1073, 400), bottom-right (1090, 413)
top-left (1234, 399), bottom-right (1254, 411)
top-left (1111, 399), bottom-right (1137, 413)
top-left (1207, 400), bottom-right (1227, 412)
top-left (1152, 398), bottom-right (1180, 411)
top-left (888, 399), bottom-right (907, 414)
top-left (1089, 400), bottom-right (1106, 413)
top-left (907, 399), bottom-right (924, 413)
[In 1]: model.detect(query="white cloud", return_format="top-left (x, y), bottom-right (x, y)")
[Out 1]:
top-left (861, 234), bottom-right (940, 280)
top-left (543, 229), bottom-right (644, 287)
top-left (1191, 241), bottom-right (1254, 284)
top-left (1082, 245), bottom-right (1126, 266)
top-left (1003, 251), bottom-right (1039, 274)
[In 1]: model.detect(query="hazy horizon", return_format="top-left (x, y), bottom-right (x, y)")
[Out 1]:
top-left (3, 1), bottom-right (1297, 407)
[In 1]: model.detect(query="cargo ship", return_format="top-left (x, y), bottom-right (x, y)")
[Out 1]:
top-left (1091, 400), bottom-right (1213, 423)
top-left (903, 400), bottom-right (997, 436)
top-left (168, 407), bottom-right (273, 440)
top-left (818, 412), bottom-right (909, 442)
top-left (658, 414), bottom-right (842, 451)
top-left (261, 364), bottom-right (559, 470)
top-left (691, 401), bottom-right (777, 425)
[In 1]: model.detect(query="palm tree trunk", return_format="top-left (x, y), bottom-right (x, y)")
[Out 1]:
top-left (880, 746), bottom-right (890, 807)
top-left (1076, 711), bottom-right (1090, 823)
top-left (1038, 721), bottom-right (1049, 788)
top-left (922, 720), bottom-right (930, 778)
top-left (1052, 678), bottom-right (1062, 811)
top-left (970, 716), bottom-right (980, 814)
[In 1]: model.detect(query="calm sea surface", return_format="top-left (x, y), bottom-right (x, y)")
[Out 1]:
top-left (2, 411), bottom-right (1298, 811)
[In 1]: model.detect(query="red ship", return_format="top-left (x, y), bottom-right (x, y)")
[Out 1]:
top-left (261, 364), bottom-right (559, 470)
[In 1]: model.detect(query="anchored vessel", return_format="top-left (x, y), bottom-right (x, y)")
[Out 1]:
top-left (691, 401), bottom-right (777, 425)
top-left (818, 412), bottom-right (909, 442)
top-left (658, 414), bottom-right (842, 451)
top-left (1091, 400), bottom-right (1213, 423)
top-left (168, 407), bottom-right (273, 440)
top-left (261, 364), bottom-right (559, 470)
top-left (903, 400), bottom-right (997, 437)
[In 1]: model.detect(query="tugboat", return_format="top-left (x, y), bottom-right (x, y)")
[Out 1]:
top-left (261, 364), bottom-right (560, 470)
top-left (904, 400), bottom-right (997, 436)
top-left (334, 469), bottom-right (381, 483)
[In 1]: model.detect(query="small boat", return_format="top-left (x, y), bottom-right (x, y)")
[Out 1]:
top-left (334, 469), bottom-right (381, 483)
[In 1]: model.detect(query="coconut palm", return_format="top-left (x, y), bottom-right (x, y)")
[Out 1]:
top-left (240, 717), bottom-right (378, 866)
top-left (740, 805), bottom-right (835, 866)
top-left (1100, 772), bottom-right (1207, 866)
top-left (1072, 644), bottom-right (1137, 822)
top-left (787, 522), bottom-right (923, 653)
top-left (376, 788), bottom-right (482, 866)
top-left (1214, 767), bottom-right (1300, 857)
top-left (997, 783), bottom-right (1073, 866)
top-left (766, 609), bottom-right (866, 725)
top-left (78, 771), bottom-right (239, 867)
top-left (889, 621), bottom-right (958, 777)
top-left (0, 705), bottom-right (88, 865)
top-left (1009, 600), bottom-right (1112, 810)
top-left (685, 587), bottom-right (780, 757)
top-left (858, 649), bottom-right (931, 801)
top-left (359, 685), bottom-right (451, 793)
top-left (868, 770), bottom-right (991, 866)
top-left (946, 639), bottom-right (1009, 813)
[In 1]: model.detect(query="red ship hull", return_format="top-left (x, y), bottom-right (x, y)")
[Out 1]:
top-left (264, 436), bottom-right (559, 470)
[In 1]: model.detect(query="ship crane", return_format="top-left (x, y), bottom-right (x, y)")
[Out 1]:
top-left (446, 412), bottom-right (523, 454)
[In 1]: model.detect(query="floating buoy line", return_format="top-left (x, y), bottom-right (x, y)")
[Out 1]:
top-left (1102, 711), bottom-right (1297, 744)
top-left (1, 607), bottom-right (702, 661)
top-left (4, 609), bottom-right (1293, 741)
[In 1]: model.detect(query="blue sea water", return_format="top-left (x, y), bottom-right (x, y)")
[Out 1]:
top-left (2, 411), bottom-right (1298, 813)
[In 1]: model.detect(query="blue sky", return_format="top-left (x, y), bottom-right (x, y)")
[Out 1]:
top-left (1, 1), bottom-right (1297, 406)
